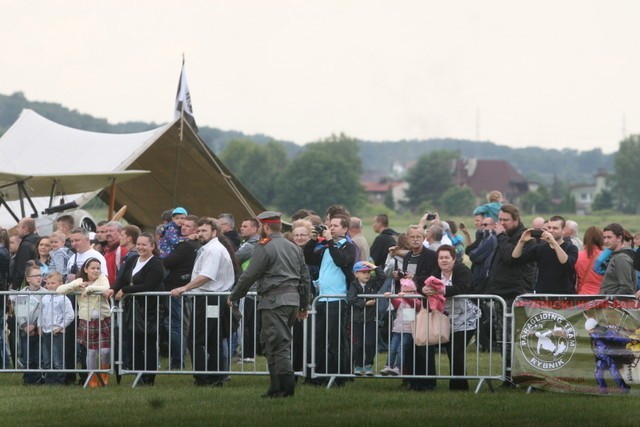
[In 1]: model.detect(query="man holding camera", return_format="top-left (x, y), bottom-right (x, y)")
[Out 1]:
top-left (511, 215), bottom-right (578, 294)
top-left (310, 213), bottom-right (356, 381)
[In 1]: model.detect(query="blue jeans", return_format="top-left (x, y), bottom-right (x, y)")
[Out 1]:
top-left (388, 331), bottom-right (413, 369)
top-left (42, 332), bottom-right (65, 384)
top-left (19, 332), bottom-right (42, 384)
top-left (165, 296), bottom-right (191, 368)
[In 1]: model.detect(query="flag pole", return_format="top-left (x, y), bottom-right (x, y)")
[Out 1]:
top-left (173, 54), bottom-right (185, 206)
top-left (179, 53), bottom-right (185, 143)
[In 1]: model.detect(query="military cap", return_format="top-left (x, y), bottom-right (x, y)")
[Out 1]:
top-left (256, 211), bottom-right (282, 224)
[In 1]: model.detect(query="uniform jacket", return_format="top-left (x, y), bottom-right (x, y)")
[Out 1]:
top-left (230, 233), bottom-right (311, 310)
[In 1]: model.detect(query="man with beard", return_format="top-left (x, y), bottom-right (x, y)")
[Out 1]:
top-left (171, 217), bottom-right (235, 387)
top-left (486, 204), bottom-right (534, 385)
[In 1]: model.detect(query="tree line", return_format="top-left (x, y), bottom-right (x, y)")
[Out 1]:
top-left (0, 91), bottom-right (629, 215)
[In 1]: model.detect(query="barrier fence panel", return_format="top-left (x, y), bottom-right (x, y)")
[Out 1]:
top-left (0, 288), bottom-right (507, 391)
top-left (0, 290), bottom-right (114, 388)
top-left (310, 294), bottom-right (507, 392)
top-left (512, 294), bottom-right (640, 395)
top-left (116, 291), bottom-right (305, 387)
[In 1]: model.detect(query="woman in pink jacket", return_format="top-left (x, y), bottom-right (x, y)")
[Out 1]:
top-left (575, 226), bottom-right (604, 295)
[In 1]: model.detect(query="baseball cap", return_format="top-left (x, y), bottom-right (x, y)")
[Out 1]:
top-left (172, 207), bottom-right (188, 216)
top-left (353, 261), bottom-right (376, 273)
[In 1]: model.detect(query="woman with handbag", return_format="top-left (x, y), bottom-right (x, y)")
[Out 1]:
top-left (108, 232), bottom-right (164, 386)
top-left (423, 245), bottom-right (480, 391)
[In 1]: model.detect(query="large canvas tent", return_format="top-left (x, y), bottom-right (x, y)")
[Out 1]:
top-left (0, 109), bottom-right (265, 230)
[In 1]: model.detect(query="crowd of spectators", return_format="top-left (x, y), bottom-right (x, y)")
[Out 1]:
top-left (2, 193), bottom-right (640, 393)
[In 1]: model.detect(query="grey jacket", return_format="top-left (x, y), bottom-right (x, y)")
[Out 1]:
top-left (600, 248), bottom-right (637, 295)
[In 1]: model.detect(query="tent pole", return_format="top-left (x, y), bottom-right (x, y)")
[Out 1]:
top-left (108, 179), bottom-right (116, 220)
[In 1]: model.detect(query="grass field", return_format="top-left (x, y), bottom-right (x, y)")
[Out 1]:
top-left (0, 367), bottom-right (637, 426)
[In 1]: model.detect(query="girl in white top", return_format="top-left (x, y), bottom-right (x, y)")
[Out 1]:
top-left (57, 258), bottom-right (111, 386)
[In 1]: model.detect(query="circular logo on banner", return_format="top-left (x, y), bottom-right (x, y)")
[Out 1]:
top-left (520, 311), bottom-right (577, 371)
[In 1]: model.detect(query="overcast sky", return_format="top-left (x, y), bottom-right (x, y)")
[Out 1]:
top-left (3, 1), bottom-right (639, 153)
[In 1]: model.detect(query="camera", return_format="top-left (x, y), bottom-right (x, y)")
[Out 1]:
top-left (530, 229), bottom-right (543, 240)
top-left (314, 224), bottom-right (327, 235)
top-left (397, 270), bottom-right (406, 278)
top-left (425, 212), bottom-right (436, 221)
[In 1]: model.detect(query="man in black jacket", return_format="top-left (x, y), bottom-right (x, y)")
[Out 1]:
top-left (369, 214), bottom-right (398, 267)
top-left (163, 215), bottom-right (201, 369)
top-left (486, 204), bottom-right (532, 301)
top-left (512, 215), bottom-right (578, 294)
top-left (11, 218), bottom-right (39, 289)
top-left (218, 213), bottom-right (241, 250)
top-left (485, 204), bottom-right (533, 385)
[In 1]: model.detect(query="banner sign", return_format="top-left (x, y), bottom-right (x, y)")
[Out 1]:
top-left (513, 295), bottom-right (640, 395)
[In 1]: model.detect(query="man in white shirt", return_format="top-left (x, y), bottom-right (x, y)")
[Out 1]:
top-left (171, 217), bottom-right (235, 387)
top-left (66, 228), bottom-right (108, 282)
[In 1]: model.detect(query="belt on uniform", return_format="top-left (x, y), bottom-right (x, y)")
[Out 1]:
top-left (261, 284), bottom-right (299, 297)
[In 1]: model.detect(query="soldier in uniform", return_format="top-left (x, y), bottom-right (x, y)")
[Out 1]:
top-left (228, 211), bottom-right (310, 398)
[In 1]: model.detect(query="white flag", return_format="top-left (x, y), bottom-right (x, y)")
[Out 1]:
top-left (174, 60), bottom-right (198, 132)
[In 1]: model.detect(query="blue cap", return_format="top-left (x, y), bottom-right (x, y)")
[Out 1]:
top-left (353, 261), bottom-right (376, 273)
top-left (172, 207), bottom-right (187, 216)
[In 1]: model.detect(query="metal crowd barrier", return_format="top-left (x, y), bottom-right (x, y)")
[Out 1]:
top-left (116, 291), bottom-right (306, 387)
top-left (0, 290), bottom-right (114, 388)
top-left (310, 294), bottom-right (508, 393)
top-left (0, 289), bottom-right (507, 392)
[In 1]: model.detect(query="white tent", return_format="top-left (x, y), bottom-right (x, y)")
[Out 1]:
top-left (0, 109), bottom-right (265, 230)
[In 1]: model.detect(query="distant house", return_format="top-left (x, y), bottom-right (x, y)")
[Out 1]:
top-left (362, 157), bottom-right (529, 210)
top-left (569, 169), bottom-right (608, 215)
top-left (361, 180), bottom-right (408, 209)
top-left (453, 158), bottom-right (529, 204)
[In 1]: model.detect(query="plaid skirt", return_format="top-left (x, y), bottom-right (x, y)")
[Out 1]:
top-left (77, 317), bottom-right (111, 350)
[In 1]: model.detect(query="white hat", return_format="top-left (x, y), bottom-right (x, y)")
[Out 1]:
top-left (585, 318), bottom-right (598, 331)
